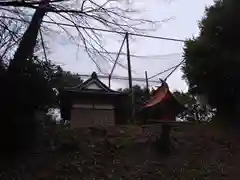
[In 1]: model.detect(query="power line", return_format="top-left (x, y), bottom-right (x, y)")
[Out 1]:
top-left (164, 59), bottom-right (185, 81)
top-left (109, 34), bottom-right (126, 78)
top-left (78, 74), bottom-right (161, 83)
top-left (118, 53), bottom-right (181, 59)
top-left (77, 44), bottom-right (181, 59)
top-left (148, 65), bottom-right (178, 80)
top-left (92, 51), bottom-right (181, 59)
top-left (0, 15), bottom-right (186, 81)
top-left (0, 16), bottom-right (186, 42)
top-left (146, 59), bottom-right (185, 81)
top-left (78, 59), bottom-right (184, 83)
top-left (130, 33), bottom-right (184, 42)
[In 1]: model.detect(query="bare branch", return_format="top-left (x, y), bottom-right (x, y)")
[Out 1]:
top-left (0, 16), bottom-right (23, 64)
top-left (0, 0), bottom-right (161, 73)
top-left (0, 0), bottom-right (66, 8)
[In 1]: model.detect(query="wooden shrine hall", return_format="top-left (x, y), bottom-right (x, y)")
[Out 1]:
top-left (60, 72), bottom-right (129, 128)
top-left (60, 72), bottom-right (185, 128)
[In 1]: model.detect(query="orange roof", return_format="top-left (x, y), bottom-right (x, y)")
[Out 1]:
top-left (144, 80), bottom-right (169, 108)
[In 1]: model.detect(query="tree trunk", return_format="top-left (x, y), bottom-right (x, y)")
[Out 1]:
top-left (1, 0), bottom-right (50, 156)
top-left (8, 0), bottom-right (49, 73)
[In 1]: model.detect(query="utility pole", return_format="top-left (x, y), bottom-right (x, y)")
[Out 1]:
top-left (145, 71), bottom-right (149, 91)
top-left (145, 71), bottom-right (150, 99)
top-left (126, 32), bottom-right (135, 123)
top-left (108, 75), bottom-right (111, 88)
top-left (126, 32), bottom-right (132, 89)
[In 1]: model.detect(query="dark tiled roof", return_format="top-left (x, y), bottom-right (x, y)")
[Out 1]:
top-left (64, 72), bottom-right (119, 93)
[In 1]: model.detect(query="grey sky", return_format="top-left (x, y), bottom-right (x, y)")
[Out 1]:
top-left (48, 0), bottom-right (214, 92)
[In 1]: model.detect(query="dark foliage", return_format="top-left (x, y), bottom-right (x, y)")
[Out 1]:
top-left (0, 56), bottom-right (82, 157)
top-left (118, 85), bottom-right (150, 123)
top-left (173, 91), bottom-right (215, 122)
top-left (182, 0), bottom-right (240, 118)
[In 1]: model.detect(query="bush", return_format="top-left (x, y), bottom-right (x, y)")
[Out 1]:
top-left (0, 59), bottom-right (55, 156)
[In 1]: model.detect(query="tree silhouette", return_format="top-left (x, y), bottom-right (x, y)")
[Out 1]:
top-left (182, 0), bottom-right (240, 120)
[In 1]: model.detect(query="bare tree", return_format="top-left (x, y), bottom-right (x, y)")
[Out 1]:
top-left (0, 15), bottom-right (22, 66)
top-left (0, 0), bottom-right (160, 73)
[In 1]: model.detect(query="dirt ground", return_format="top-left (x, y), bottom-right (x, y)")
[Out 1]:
top-left (1, 124), bottom-right (240, 180)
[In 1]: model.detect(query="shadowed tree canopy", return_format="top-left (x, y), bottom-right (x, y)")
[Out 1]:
top-left (117, 85), bottom-right (149, 122)
top-left (20, 57), bottom-right (83, 109)
top-left (173, 91), bottom-right (215, 122)
top-left (0, 55), bottom-right (83, 154)
top-left (182, 0), bottom-right (240, 118)
top-left (118, 85), bottom-right (149, 110)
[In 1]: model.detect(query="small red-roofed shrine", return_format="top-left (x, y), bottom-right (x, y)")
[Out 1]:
top-left (138, 79), bottom-right (186, 123)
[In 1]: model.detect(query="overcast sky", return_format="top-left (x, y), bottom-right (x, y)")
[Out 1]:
top-left (48, 0), bottom-right (214, 92)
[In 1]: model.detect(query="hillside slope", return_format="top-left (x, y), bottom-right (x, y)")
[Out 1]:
top-left (1, 124), bottom-right (240, 180)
